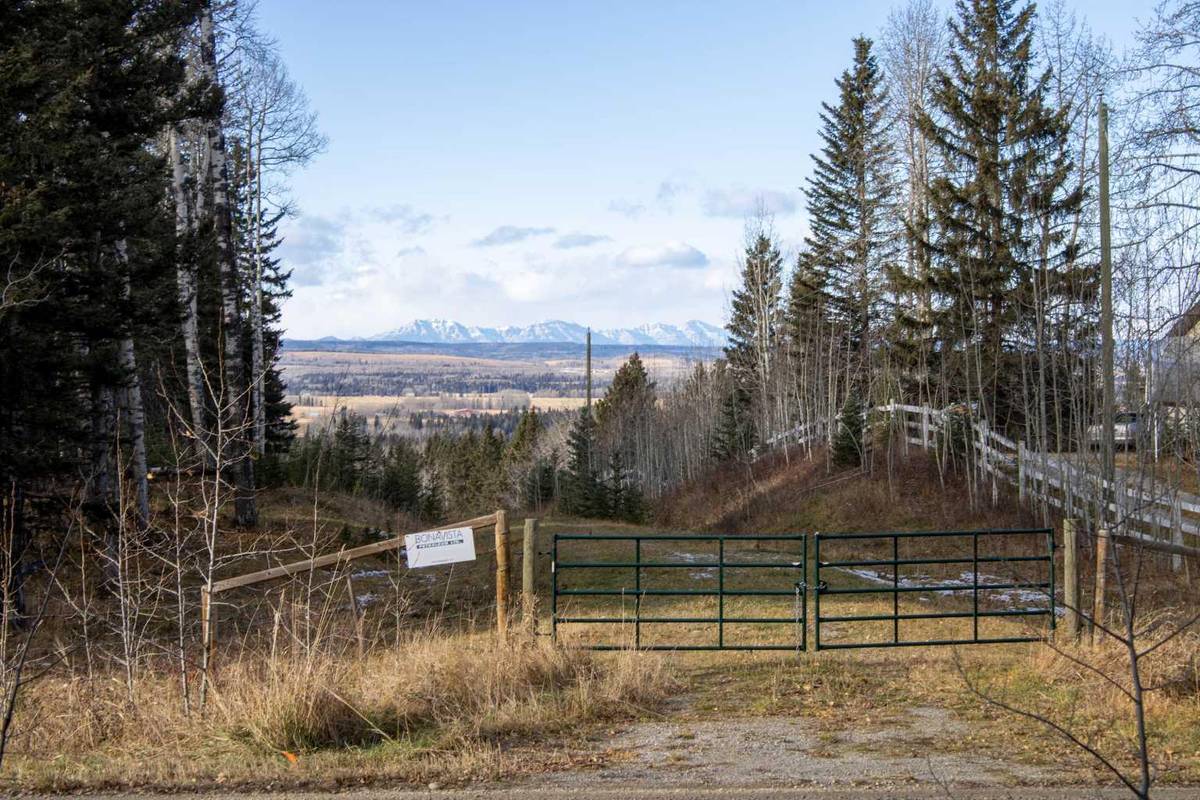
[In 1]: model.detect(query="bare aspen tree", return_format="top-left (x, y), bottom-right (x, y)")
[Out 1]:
top-left (200, 1), bottom-right (257, 526)
top-left (881, 0), bottom-right (945, 408)
top-left (114, 239), bottom-right (150, 527)
top-left (231, 51), bottom-right (325, 455)
top-left (169, 124), bottom-right (211, 466)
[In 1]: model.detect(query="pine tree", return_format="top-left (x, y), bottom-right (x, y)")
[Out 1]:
top-left (378, 439), bottom-right (423, 514)
top-left (231, 145), bottom-right (294, 483)
top-left (803, 36), bottom-right (896, 380)
top-left (560, 408), bottom-right (602, 517)
top-left (604, 450), bottom-right (646, 522)
top-left (919, 0), bottom-right (1081, 427)
top-left (711, 381), bottom-right (756, 462)
top-left (595, 352), bottom-right (655, 432)
top-left (505, 407), bottom-right (549, 508)
top-left (330, 412), bottom-right (370, 493)
top-left (725, 230), bottom-right (784, 440)
top-left (0, 0), bottom-right (200, 550)
top-left (832, 394), bottom-right (866, 467)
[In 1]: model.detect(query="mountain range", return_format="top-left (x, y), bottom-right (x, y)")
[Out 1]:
top-left (333, 319), bottom-right (728, 348)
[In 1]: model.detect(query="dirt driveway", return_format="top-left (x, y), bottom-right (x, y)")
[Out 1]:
top-left (533, 706), bottom-right (1051, 792)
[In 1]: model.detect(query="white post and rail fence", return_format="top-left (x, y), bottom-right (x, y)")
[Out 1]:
top-left (764, 402), bottom-right (1200, 567)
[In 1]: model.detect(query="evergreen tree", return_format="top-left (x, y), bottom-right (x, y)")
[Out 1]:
top-left (595, 352), bottom-right (655, 432)
top-left (505, 407), bottom-right (550, 508)
top-left (711, 381), bottom-right (756, 462)
top-left (329, 412), bottom-right (370, 493)
top-left (832, 394), bottom-right (866, 467)
top-left (918, 0), bottom-right (1081, 427)
top-left (231, 144), bottom-right (294, 483)
top-left (0, 0), bottom-right (200, 549)
top-left (419, 466), bottom-right (445, 522)
top-left (725, 230), bottom-right (784, 439)
top-left (803, 36), bottom-right (896, 380)
top-left (377, 439), bottom-right (423, 514)
top-left (605, 451), bottom-right (646, 523)
top-left (560, 408), bottom-right (602, 517)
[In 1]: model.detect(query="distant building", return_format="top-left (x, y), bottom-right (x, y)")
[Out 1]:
top-left (1151, 301), bottom-right (1200, 418)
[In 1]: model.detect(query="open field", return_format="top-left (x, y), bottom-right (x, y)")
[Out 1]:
top-left (278, 341), bottom-right (716, 399)
top-left (287, 392), bottom-right (586, 436)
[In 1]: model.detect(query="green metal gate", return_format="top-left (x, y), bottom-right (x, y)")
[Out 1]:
top-left (552, 533), bottom-right (807, 651)
top-left (813, 528), bottom-right (1055, 650)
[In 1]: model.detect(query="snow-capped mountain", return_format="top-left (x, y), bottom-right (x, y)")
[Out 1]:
top-left (365, 319), bottom-right (726, 347)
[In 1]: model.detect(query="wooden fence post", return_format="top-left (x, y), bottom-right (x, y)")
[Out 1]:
top-left (1092, 527), bottom-right (1109, 647)
top-left (522, 518), bottom-right (538, 634)
top-left (494, 509), bottom-right (510, 638)
top-left (199, 585), bottom-right (216, 703)
top-left (1063, 519), bottom-right (1080, 640)
top-left (345, 573), bottom-right (365, 657)
top-left (1172, 497), bottom-right (1184, 573)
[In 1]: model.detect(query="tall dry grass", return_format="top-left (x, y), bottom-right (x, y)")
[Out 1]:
top-left (5, 631), bottom-right (672, 791)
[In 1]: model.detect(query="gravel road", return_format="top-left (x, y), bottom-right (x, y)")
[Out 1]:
top-left (34, 788), bottom-right (1200, 799)
top-left (29, 705), bottom-right (1197, 799)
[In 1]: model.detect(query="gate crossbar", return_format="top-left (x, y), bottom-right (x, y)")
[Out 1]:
top-left (814, 527), bottom-right (1055, 650)
top-left (553, 533), bottom-right (808, 651)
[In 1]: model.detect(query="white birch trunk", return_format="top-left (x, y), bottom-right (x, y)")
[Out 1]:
top-left (250, 138), bottom-right (266, 455)
top-left (201, 3), bottom-right (257, 527)
top-left (115, 238), bottom-right (150, 527)
top-left (169, 126), bottom-right (209, 465)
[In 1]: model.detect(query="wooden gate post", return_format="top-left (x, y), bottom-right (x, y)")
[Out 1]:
top-left (522, 518), bottom-right (538, 634)
top-left (1063, 519), bottom-right (1080, 640)
top-left (200, 586), bottom-right (215, 666)
top-left (494, 509), bottom-right (510, 638)
top-left (1091, 527), bottom-right (1109, 646)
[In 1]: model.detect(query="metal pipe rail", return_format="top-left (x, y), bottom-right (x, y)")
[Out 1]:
top-left (552, 533), bottom-right (808, 651)
top-left (813, 528), bottom-right (1055, 650)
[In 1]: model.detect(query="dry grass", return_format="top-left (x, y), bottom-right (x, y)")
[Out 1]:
top-left (656, 446), bottom-right (1038, 535)
top-left (4, 631), bottom-right (673, 791)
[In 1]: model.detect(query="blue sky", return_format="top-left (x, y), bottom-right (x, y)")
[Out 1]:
top-left (259, 0), bottom-right (1152, 339)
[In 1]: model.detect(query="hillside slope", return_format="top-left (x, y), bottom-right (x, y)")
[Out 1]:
top-left (656, 447), bottom-right (1037, 534)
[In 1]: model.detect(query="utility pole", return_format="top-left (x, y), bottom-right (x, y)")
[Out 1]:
top-left (1099, 101), bottom-right (1116, 525)
top-left (585, 328), bottom-right (592, 413)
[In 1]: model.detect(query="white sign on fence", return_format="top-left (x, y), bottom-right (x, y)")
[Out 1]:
top-left (404, 527), bottom-right (476, 569)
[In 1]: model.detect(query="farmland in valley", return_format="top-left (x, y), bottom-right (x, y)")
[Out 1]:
top-left (280, 339), bottom-right (720, 435)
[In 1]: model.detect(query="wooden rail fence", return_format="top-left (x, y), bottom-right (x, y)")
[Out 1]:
top-left (765, 403), bottom-right (1200, 565)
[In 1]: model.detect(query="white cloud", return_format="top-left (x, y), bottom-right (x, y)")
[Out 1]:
top-left (554, 232), bottom-right (611, 249)
top-left (370, 204), bottom-right (436, 234)
top-left (701, 187), bottom-right (798, 218)
top-left (617, 241), bottom-right (709, 269)
top-left (277, 214), bottom-right (347, 286)
top-left (655, 179), bottom-right (690, 209)
top-left (472, 225), bottom-right (556, 247)
top-left (608, 199), bottom-right (646, 219)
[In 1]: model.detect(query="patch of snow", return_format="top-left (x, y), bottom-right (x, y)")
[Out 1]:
top-left (833, 566), bottom-right (1063, 615)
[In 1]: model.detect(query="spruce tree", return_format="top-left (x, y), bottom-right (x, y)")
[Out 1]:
top-left (724, 230), bottom-right (784, 441)
top-left (919, 0), bottom-right (1081, 427)
top-left (560, 408), bottom-right (601, 517)
top-left (832, 394), bottom-right (866, 467)
top-left (595, 352), bottom-right (655, 432)
top-left (803, 36), bottom-right (896, 379)
top-left (711, 382), bottom-right (756, 462)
